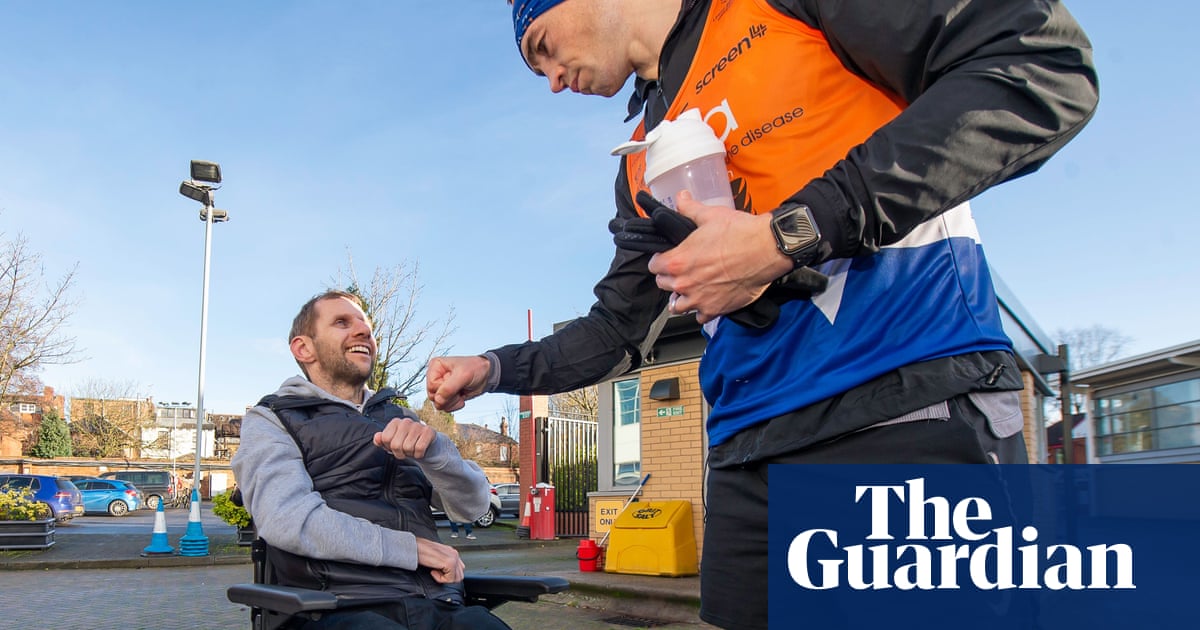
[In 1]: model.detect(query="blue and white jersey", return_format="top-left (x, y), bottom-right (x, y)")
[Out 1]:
top-left (700, 202), bottom-right (1013, 447)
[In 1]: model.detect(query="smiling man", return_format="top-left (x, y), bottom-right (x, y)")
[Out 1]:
top-left (232, 290), bottom-right (508, 629)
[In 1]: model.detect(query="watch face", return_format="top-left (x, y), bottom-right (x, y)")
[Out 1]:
top-left (775, 207), bottom-right (818, 254)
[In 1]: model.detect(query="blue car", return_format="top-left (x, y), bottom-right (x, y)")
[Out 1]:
top-left (74, 478), bottom-right (142, 516)
top-left (0, 474), bottom-right (84, 522)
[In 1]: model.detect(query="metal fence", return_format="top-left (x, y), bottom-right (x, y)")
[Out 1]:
top-left (537, 415), bottom-right (598, 537)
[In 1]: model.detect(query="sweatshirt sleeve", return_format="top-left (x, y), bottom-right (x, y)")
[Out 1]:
top-left (415, 432), bottom-right (493, 524)
top-left (231, 405), bottom-right (420, 570)
top-left (771, 0), bottom-right (1099, 259)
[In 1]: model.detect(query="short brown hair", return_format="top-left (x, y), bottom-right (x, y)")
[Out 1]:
top-left (289, 290), bottom-right (365, 341)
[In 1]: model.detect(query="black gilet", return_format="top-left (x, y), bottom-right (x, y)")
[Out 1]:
top-left (258, 388), bottom-right (463, 604)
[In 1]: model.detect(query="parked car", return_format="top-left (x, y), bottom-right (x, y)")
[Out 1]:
top-left (0, 474), bottom-right (84, 523)
top-left (492, 483), bottom-right (521, 517)
top-left (74, 478), bottom-right (142, 516)
top-left (430, 487), bottom-right (503, 528)
top-left (99, 470), bottom-right (175, 510)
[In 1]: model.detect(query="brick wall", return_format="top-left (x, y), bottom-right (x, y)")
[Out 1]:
top-left (633, 362), bottom-right (707, 559)
top-left (0, 457), bottom-right (231, 484)
top-left (481, 466), bottom-right (518, 484)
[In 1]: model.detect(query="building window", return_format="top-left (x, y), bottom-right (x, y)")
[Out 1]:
top-left (613, 378), bottom-right (641, 486)
top-left (499, 445), bottom-right (509, 462)
top-left (14, 403), bottom-right (38, 414)
top-left (1094, 377), bottom-right (1200, 456)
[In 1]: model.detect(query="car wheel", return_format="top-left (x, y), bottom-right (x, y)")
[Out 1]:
top-left (146, 495), bottom-right (161, 510)
top-left (108, 500), bottom-right (129, 516)
top-left (46, 504), bottom-right (67, 523)
top-left (474, 507), bottom-right (498, 528)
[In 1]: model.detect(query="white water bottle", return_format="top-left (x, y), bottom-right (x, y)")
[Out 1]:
top-left (612, 109), bottom-right (735, 210)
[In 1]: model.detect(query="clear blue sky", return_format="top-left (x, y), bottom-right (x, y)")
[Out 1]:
top-left (2, 2), bottom-right (1197, 423)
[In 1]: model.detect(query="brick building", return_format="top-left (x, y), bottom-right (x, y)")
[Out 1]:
top-left (0, 386), bottom-right (66, 456)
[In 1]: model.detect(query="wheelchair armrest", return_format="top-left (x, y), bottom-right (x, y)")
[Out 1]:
top-left (227, 583), bottom-right (339, 615)
top-left (227, 574), bottom-right (570, 616)
top-left (463, 573), bottom-right (570, 606)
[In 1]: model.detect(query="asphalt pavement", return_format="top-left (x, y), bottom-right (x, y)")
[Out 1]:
top-left (0, 508), bottom-right (713, 630)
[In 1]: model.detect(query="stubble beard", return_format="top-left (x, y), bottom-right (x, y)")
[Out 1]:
top-left (316, 340), bottom-right (373, 391)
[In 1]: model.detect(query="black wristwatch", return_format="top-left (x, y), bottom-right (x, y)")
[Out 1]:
top-left (769, 204), bottom-right (822, 268)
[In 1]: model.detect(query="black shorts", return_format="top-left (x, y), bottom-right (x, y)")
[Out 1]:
top-left (698, 393), bottom-right (1029, 630)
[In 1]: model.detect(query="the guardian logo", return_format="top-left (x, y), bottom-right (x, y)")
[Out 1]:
top-left (788, 478), bottom-right (1135, 591)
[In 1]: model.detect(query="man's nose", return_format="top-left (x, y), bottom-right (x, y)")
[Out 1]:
top-left (547, 66), bottom-right (568, 93)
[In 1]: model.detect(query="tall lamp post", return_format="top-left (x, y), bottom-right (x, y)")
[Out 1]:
top-left (177, 160), bottom-right (229, 557)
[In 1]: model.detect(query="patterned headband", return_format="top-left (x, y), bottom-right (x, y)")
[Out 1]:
top-left (512, 0), bottom-right (568, 54)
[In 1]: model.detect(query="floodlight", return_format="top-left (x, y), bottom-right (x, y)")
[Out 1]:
top-left (179, 180), bottom-right (213, 206)
top-left (190, 160), bottom-right (222, 183)
top-left (199, 208), bottom-right (230, 223)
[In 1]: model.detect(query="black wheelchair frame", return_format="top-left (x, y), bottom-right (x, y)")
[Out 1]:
top-left (226, 538), bottom-right (570, 630)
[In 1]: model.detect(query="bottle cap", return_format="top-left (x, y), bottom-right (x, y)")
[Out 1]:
top-left (611, 109), bottom-right (727, 184)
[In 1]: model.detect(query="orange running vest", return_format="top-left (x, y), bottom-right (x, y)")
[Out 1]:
top-left (625, 0), bottom-right (906, 216)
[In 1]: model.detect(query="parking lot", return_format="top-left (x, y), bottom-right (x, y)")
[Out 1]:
top-left (58, 504), bottom-right (236, 535)
top-left (0, 562), bottom-right (712, 630)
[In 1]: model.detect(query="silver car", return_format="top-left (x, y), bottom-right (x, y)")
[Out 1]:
top-left (492, 483), bottom-right (521, 517)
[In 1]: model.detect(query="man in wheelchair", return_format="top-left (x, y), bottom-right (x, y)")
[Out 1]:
top-left (230, 290), bottom-right (516, 629)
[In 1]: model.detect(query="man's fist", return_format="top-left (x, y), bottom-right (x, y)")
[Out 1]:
top-left (373, 418), bottom-right (437, 459)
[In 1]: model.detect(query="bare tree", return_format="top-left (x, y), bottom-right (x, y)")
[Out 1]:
top-left (550, 386), bottom-right (599, 420)
top-left (69, 379), bottom-right (154, 458)
top-left (336, 253), bottom-right (456, 398)
top-left (1056, 325), bottom-right (1133, 371)
top-left (500, 396), bottom-right (520, 427)
top-left (1, 231), bottom-right (80, 399)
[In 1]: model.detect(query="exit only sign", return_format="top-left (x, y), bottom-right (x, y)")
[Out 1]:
top-left (656, 406), bottom-right (684, 417)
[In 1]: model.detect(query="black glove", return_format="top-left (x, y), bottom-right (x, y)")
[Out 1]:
top-left (610, 191), bottom-right (699, 253)
top-left (609, 191), bottom-right (829, 329)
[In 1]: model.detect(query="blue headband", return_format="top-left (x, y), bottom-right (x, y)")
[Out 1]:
top-left (512, 0), bottom-right (568, 54)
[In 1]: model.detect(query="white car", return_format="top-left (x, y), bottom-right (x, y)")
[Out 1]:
top-left (431, 487), bottom-right (503, 528)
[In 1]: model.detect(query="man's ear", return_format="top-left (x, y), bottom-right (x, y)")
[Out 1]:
top-left (290, 336), bottom-right (315, 367)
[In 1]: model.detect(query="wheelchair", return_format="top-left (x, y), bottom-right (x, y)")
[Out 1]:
top-left (226, 537), bottom-right (570, 630)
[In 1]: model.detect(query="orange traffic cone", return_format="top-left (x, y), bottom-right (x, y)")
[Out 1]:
top-left (516, 492), bottom-right (532, 539)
